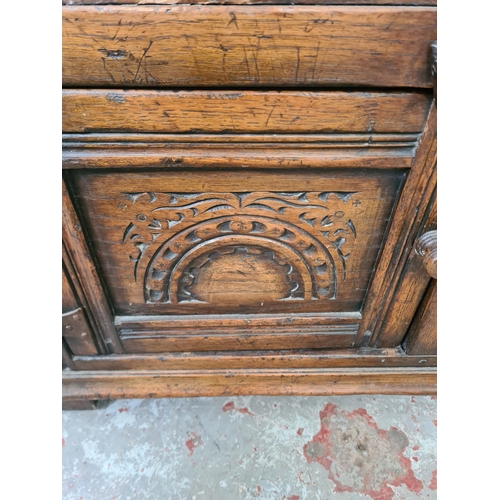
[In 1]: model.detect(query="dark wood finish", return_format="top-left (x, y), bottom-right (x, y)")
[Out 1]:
top-left (415, 230), bottom-right (437, 279)
top-left (66, 165), bottom-right (406, 353)
top-left (70, 170), bottom-right (402, 314)
top-left (63, 91), bottom-right (432, 134)
top-left (63, 179), bottom-right (123, 353)
top-left (63, 264), bottom-right (100, 355)
top-left (64, 1), bottom-right (437, 6)
top-left (358, 102), bottom-right (436, 348)
top-left (63, 307), bottom-right (99, 356)
top-left (62, 266), bottom-right (79, 313)
top-left (62, 6), bottom-right (436, 88)
top-left (430, 41), bottom-right (437, 97)
top-left (363, 188), bottom-right (436, 347)
top-left (72, 347), bottom-right (436, 371)
top-left (63, 367), bottom-right (437, 399)
top-left (61, 2), bottom-right (437, 399)
top-left (117, 314), bottom-right (359, 352)
top-left (404, 279), bottom-right (437, 355)
top-left (62, 340), bottom-right (76, 370)
top-left (63, 244), bottom-right (107, 354)
top-left (63, 132), bottom-right (419, 171)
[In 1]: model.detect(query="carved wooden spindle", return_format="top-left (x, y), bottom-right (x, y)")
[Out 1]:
top-left (430, 41), bottom-right (437, 98)
top-left (415, 230), bottom-right (437, 279)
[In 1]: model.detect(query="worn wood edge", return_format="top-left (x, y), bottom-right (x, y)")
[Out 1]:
top-left (62, 133), bottom-right (420, 146)
top-left (63, 246), bottom-right (107, 353)
top-left (63, 132), bottom-right (418, 169)
top-left (72, 348), bottom-right (436, 371)
top-left (62, 6), bottom-right (436, 88)
top-left (63, 1), bottom-right (437, 6)
top-left (403, 279), bottom-right (437, 355)
top-left (62, 367), bottom-right (437, 398)
top-left (370, 187), bottom-right (436, 347)
top-left (115, 311), bottom-right (362, 327)
top-left (62, 90), bottom-right (432, 134)
top-left (63, 148), bottom-right (414, 170)
top-left (62, 178), bottom-right (124, 353)
top-left (357, 101), bottom-right (436, 346)
top-left (414, 230), bottom-right (437, 279)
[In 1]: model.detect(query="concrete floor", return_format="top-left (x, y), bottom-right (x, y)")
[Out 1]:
top-left (62, 395), bottom-right (437, 500)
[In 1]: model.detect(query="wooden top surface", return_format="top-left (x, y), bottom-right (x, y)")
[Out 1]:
top-left (63, 1), bottom-right (436, 5)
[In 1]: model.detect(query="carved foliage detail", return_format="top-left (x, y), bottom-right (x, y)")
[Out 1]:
top-left (120, 192), bottom-right (360, 304)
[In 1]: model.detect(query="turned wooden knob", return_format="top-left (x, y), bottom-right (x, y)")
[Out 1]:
top-left (415, 230), bottom-right (437, 279)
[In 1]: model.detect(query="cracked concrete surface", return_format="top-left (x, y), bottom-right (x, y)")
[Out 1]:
top-left (62, 395), bottom-right (437, 499)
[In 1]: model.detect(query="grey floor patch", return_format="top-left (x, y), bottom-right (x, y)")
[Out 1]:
top-left (62, 395), bottom-right (437, 500)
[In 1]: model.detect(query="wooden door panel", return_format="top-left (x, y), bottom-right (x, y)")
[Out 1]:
top-left (70, 169), bottom-right (404, 314)
top-left (62, 88), bottom-right (435, 355)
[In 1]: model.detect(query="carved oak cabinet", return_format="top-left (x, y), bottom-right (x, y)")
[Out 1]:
top-left (62, 0), bottom-right (437, 407)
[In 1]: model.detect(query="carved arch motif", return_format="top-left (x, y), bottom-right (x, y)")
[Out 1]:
top-left (120, 191), bottom-right (359, 304)
top-left (145, 216), bottom-right (336, 303)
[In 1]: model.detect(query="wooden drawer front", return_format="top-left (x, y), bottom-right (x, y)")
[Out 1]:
top-left (62, 5), bottom-right (436, 88)
top-left (63, 90), bottom-right (431, 135)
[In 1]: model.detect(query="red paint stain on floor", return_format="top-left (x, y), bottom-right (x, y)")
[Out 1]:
top-left (429, 470), bottom-right (437, 490)
top-left (412, 457), bottom-right (419, 462)
top-left (297, 428), bottom-right (304, 436)
top-left (303, 403), bottom-right (423, 500)
top-left (222, 401), bottom-right (255, 416)
top-left (118, 408), bottom-right (128, 413)
top-left (287, 496), bottom-right (300, 500)
top-left (185, 432), bottom-right (204, 456)
top-left (433, 419), bottom-right (437, 427)
top-left (62, 438), bottom-right (66, 447)
top-left (413, 445), bottom-right (419, 451)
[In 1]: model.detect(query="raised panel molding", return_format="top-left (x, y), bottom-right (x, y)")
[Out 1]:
top-left (70, 168), bottom-right (403, 317)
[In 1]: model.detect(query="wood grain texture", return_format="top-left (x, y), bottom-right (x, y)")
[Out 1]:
top-left (358, 101), bottom-right (436, 348)
top-left (72, 347), bottom-right (436, 371)
top-left (121, 330), bottom-right (358, 353)
top-left (415, 229), bottom-right (437, 278)
top-left (117, 314), bottom-right (359, 351)
top-left (63, 90), bottom-right (432, 134)
top-left (62, 367), bottom-right (437, 399)
top-left (69, 170), bottom-right (403, 317)
top-left (62, 6), bottom-right (436, 88)
top-left (404, 279), bottom-right (436, 355)
top-left (62, 266), bottom-right (79, 313)
top-left (63, 244), bottom-right (107, 353)
top-left (62, 340), bottom-right (76, 370)
top-left (63, 132), bottom-right (419, 171)
top-left (364, 188), bottom-right (436, 347)
top-left (63, 178), bottom-right (123, 353)
top-left (63, 1), bottom-right (437, 6)
top-left (63, 308), bottom-right (99, 356)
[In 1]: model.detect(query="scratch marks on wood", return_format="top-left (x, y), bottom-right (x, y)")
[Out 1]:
top-left (311, 42), bottom-right (321, 81)
top-left (101, 58), bottom-right (116, 83)
top-left (133, 40), bottom-right (153, 83)
top-left (265, 105), bottom-right (278, 127)
top-left (242, 46), bottom-right (252, 79)
top-left (295, 47), bottom-right (301, 83)
top-left (227, 12), bottom-right (239, 29)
